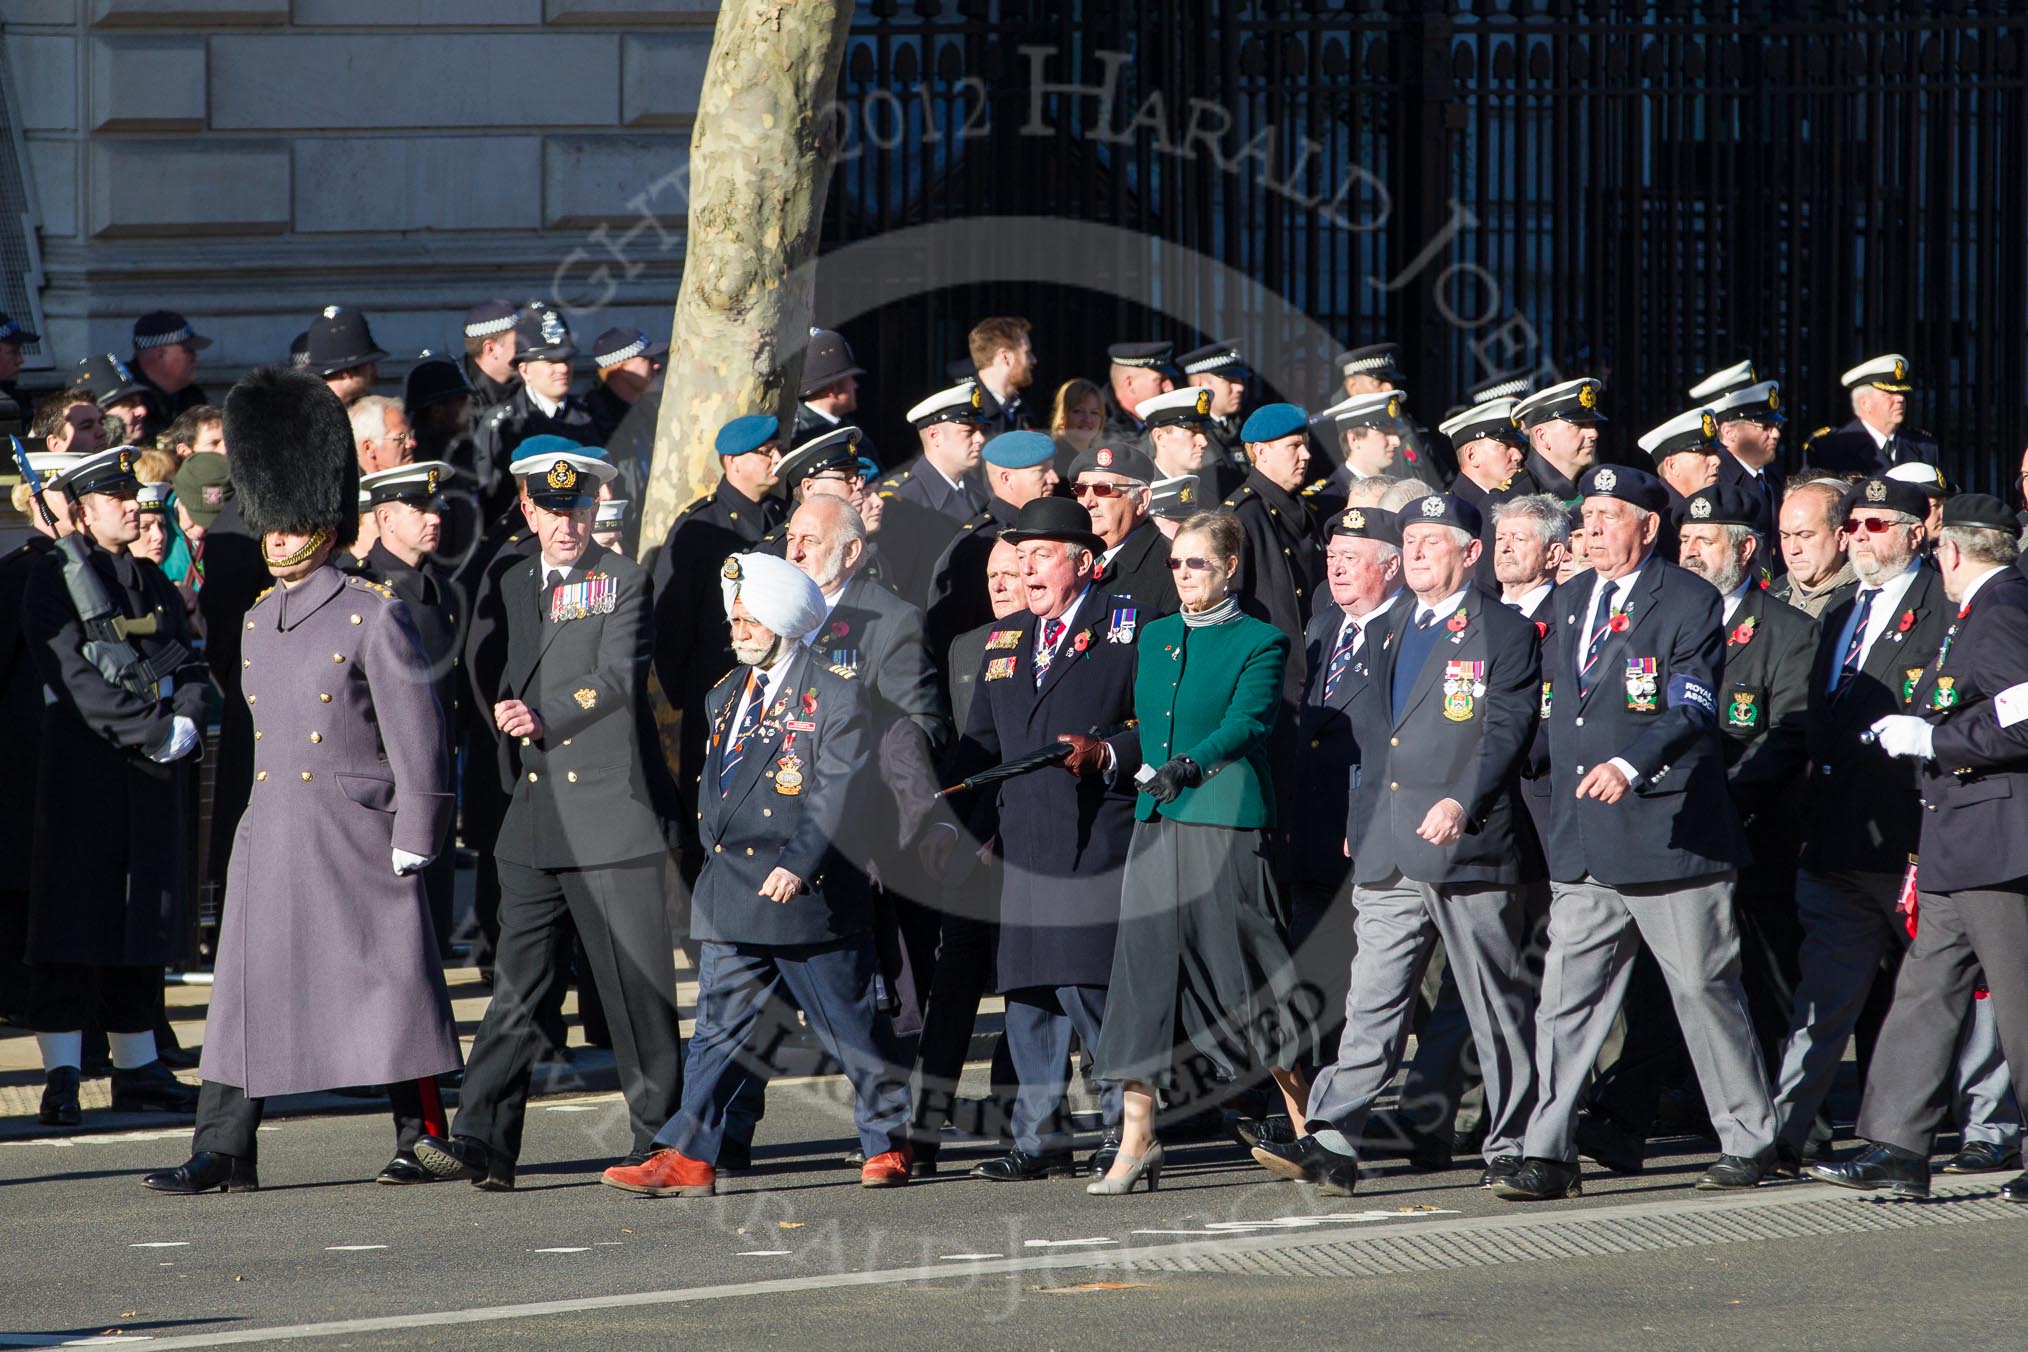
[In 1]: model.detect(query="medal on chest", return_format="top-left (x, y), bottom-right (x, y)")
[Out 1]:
top-left (550, 573), bottom-right (617, 622)
top-left (1107, 605), bottom-right (1138, 644)
top-left (1441, 660), bottom-right (1486, 722)
top-left (1624, 657), bottom-right (1659, 712)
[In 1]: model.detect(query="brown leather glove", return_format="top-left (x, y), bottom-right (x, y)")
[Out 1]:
top-left (1056, 732), bottom-right (1109, 778)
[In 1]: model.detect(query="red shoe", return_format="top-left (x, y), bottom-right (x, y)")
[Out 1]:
top-left (601, 1149), bottom-right (715, 1197)
top-left (860, 1147), bottom-right (913, 1188)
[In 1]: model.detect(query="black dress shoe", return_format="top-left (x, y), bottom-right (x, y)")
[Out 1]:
top-left (1231, 1115), bottom-right (1295, 1151)
top-left (1089, 1130), bottom-right (1122, 1178)
top-left (715, 1140), bottom-right (752, 1171)
top-left (1251, 1135), bottom-right (1360, 1195)
top-left (842, 1148), bottom-right (865, 1167)
top-left (1941, 1140), bottom-right (2021, 1174)
top-left (1807, 1143), bottom-right (1930, 1199)
top-left (144, 1152), bottom-right (259, 1194)
top-left (1770, 1140), bottom-right (1803, 1180)
top-left (1998, 1170), bottom-right (2028, 1204)
top-left (970, 1149), bottom-right (1077, 1182)
top-left (110, 1060), bottom-right (199, 1114)
top-left (1695, 1153), bottom-right (1767, 1190)
top-left (413, 1133), bottom-right (515, 1190)
top-left (376, 1152), bottom-right (435, 1185)
top-left (38, 1067), bottom-right (80, 1127)
top-left (156, 1044), bottom-right (201, 1071)
top-left (1405, 1129), bottom-right (1454, 1173)
top-left (1491, 1157), bottom-right (1582, 1201)
top-left (1479, 1155), bottom-right (1524, 1188)
top-left (1574, 1111), bottom-right (1645, 1175)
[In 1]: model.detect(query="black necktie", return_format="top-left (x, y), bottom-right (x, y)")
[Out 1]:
top-left (546, 569), bottom-right (565, 590)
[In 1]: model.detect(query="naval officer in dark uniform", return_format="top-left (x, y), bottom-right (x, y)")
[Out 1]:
top-left (360, 459), bottom-right (464, 948)
top-left (416, 444), bottom-right (683, 1190)
top-left (143, 367), bottom-right (460, 1192)
top-left (1813, 494), bottom-right (2028, 1200)
top-left (460, 300), bottom-right (522, 420)
top-left (873, 381), bottom-right (989, 606)
top-left (600, 551), bottom-right (917, 1197)
top-left (471, 306), bottom-right (600, 523)
top-left (1495, 464), bottom-right (1776, 1200)
top-left (1512, 377), bottom-right (1607, 508)
top-left (1255, 492), bottom-right (1544, 1195)
top-left (22, 445), bottom-right (209, 1126)
top-left (1442, 396), bottom-right (1535, 587)
top-left (1801, 353), bottom-right (1941, 477)
top-left (953, 499), bottom-right (1139, 1180)
top-left (1179, 340), bottom-right (1252, 476)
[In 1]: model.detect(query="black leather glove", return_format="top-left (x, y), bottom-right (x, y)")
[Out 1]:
top-left (1143, 755), bottom-right (1203, 804)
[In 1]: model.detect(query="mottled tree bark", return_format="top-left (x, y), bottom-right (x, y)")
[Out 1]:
top-left (641, 0), bottom-right (853, 547)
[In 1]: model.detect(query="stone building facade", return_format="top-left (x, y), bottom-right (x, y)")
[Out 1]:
top-left (0, 0), bottom-right (713, 392)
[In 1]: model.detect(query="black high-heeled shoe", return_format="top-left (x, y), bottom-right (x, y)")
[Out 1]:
top-left (143, 1152), bottom-right (260, 1194)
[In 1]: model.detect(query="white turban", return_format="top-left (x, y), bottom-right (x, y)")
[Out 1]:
top-left (719, 551), bottom-right (825, 643)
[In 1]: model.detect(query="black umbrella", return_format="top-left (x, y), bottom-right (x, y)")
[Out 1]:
top-left (935, 720), bottom-right (1136, 798)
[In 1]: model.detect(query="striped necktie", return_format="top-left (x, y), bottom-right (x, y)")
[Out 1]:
top-left (1578, 581), bottom-right (1620, 697)
top-left (1034, 618), bottom-right (1066, 687)
top-left (1833, 588), bottom-right (1880, 697)
top-left (717, 671), bottom-right (769, 796)
top-left (1322, 618), bottom-right (1361, 699)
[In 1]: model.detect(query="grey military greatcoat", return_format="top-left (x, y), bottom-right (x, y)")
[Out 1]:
top-left (199, 564), bottom-right (461, 1099)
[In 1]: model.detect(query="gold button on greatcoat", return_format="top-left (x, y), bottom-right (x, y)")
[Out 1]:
top-left (566, 772), bottom-right (578, 783)
top-left (255, 771), bottom-right (268, 781)
top-left (333, 653), bottom-right (345, 663)
top-left (349, 614), bottom-right (361, 625)
top-left (300, 771), bottom-right (312, 782)
top-left (309, 732), bottom-right (322, 744)
top-left (320, 693), bottom-right (332, 703)
top-left (528, 772), bottom-right (539, 782)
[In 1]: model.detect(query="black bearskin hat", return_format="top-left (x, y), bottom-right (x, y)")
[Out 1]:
top-left (222, 365), bottom-right (359, 550)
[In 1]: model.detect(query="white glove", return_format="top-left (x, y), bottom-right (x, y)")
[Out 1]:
top-left (1869, 714), bottom-right (1936, 761)
top-left (392, 848), bottom-right (432, 877)
top-left (149, 714), bottom-right (198, 764)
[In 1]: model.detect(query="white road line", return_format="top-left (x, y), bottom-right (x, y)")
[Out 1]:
top-left (128, 1242), bottom-right (189, 1249)
top-left (324, 1246), bottom-right (387, 1252)
top-left (541, 1106), bottom-right (602, 1113)
top-left (734, 1251), bottom-right (791, 1257)
top-left (530, 1248), bottom-right (589, 1254)
top-left (937, 1253), bottom-right (1004, 1261)
top-left (1020, 1238), bottom-right (1116, 1248)
top-left (48, 1185), bottom-right (1873, 1349)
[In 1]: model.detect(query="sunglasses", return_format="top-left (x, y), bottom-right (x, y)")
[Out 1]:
top-left (1074, 481), bottom-right (1140, 499)
top-left (1846, 516), bottom-right (1909, 534)
top-left (1168, 556), bottom-right (1219, 573)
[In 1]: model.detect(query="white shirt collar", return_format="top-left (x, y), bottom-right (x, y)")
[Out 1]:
top-left (1412, 585), bottom-right (1471, 626)
top-left (1849, 558), bottom-right (1924, 664)
top-left (527, 387), bottom-right (562, 419)
top-left (1720, 578), bottom-right (1752, 624)
top-left (1959, 564), bottom-right (2006, 611)
top-left (802, 401), bottom-right (841, 427)
top-left (734, 642), bottom-right (802, 723)
top-left (1863, 420), bottom-right (1892, 451)
top-left (1509, 580), bottom-right (1554, 617)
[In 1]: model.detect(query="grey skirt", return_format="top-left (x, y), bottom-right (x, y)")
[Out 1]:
top-left (1094, 815), bottom-right (1326, 1087)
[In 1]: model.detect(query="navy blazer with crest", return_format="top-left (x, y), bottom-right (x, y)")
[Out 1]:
top-left (492, 543), bottom-right (675, 870)
top-left (692, 646), bottom-right (874, 947)
top-left (1541, 556), bottom-right (1748, 886)
top-left (1343, 585), bottom-right (1543, 887)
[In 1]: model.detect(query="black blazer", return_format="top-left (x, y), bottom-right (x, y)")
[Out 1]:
top-left (1798, 564), bottom-right (1952, 875)
top-left (1715, 584), bottom-right (1818, 821)
top-left (1095, 522), bottom-right (1179, 617)
top-left (692, 648), bottom-right (873, 946)
top-left (805, 571), bottom-right (950, 853)
top-left (1345, 586), bottom-right (1543, 887)
top-left (1914, 568), bottom-right (2028, 893)
top-left (954, 590), bottom-right (1141, 990)
top-left (492, 543), bottom-right (673, 869)
top-left (1541, 558), bottom-right (1748, 885)
top-left (1802, 418), bottom-right (1940, 478)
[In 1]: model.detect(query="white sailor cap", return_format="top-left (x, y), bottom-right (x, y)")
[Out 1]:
top-left (1635, 407), bottom-right (1720, 460)
top-left (906, 381), bottom-right (986, 428)
top-left (1686, 359), bottom-right (1757, 402)
top-left (1134, 386), bottom-right (1214, 426)
top-left (1841, 353), bottom-right (1913, 393)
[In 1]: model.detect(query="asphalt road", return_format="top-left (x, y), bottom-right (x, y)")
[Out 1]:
top-left (3, 1075), bottom-right (2024, 1350)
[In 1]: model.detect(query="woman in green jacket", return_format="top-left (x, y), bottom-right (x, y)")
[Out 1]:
top-left (1088, 512), bottom-right (1320, 1194)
